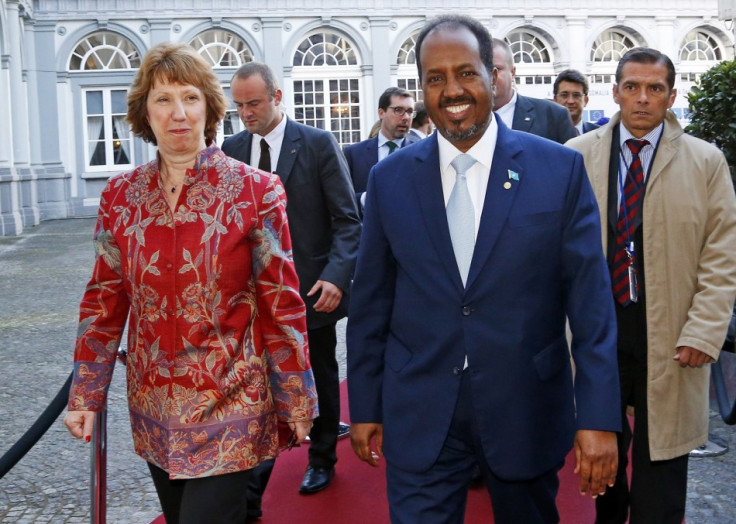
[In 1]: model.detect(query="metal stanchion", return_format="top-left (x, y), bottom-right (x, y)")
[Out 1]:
top-left (91, 410), bottom-right (107, 524)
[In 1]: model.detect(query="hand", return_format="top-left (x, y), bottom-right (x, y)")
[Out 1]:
top-left (350, 422), bottom-right (383, 467)
top-left (289, 420), bottom-right (314, 445)
top-left (574, 429), bottom-right (618, 498)
top-left (64, 410), bottom-right (96, 442)
top-left (673, 346), bottom-right (715, 368)
top-left (307, 280), bottom-right (343, 313)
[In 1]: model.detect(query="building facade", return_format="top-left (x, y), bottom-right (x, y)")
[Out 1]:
top-left (1, 0), bottom-right (733, 236)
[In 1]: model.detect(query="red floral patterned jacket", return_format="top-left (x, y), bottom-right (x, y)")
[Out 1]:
top-left (68, 146), bottom-right (318, 479)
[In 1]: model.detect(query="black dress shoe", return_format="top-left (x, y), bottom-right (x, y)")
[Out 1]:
top-left (337, 421), bottom-right (350, 439)
top-left (299, 465), bottom-right (335, 494)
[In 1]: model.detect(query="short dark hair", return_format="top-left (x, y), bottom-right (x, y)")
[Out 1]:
top-left (554, 69), bottom-right (589, 96)
top-left (615, 47), bottom-right (676, 90)
top-left (231, 62), bottom-right (280, 99)
top-left (411, 101), bottom-right (429, 129)
top-left (127, 42), bottom-right (227, 146)
top-left (491, 38), bottom-right (514, 70)
top-left (415, 15), bottom-right (494, 82)
top-left (378, 86), bottom-right (414, 111)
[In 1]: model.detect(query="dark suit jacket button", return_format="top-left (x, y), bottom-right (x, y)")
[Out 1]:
top-left (461, 306), bottom-right (472, 316)
top-left (453, 367), bottom-right (462, 376)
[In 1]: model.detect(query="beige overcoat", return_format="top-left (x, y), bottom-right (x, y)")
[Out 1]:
top-left (567, 111), bottom-right (736, 460)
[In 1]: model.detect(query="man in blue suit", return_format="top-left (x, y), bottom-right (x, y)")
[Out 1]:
top-left (492, 38), bottom-right (577, 144)
top-left (221, 62), bottom-right (361, 516)
top-left (344, 87), bottom-right (418, 210)
top-left (553, 69), bottom-right (600, 135)
top-left (347, 15), bottom-right (621, 523)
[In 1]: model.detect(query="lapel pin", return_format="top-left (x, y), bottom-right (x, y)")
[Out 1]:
top-left (504, 182), bottom-right (512, 190)
top-left (291, 149), bottom-right (296, 154)
top-left (508, 170), bottom-right (519, 181)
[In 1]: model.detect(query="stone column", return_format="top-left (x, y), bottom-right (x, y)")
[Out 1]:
top-left (655, 16), bottom-right (677, 62)
top-left (27, 20), bottom-right (70, 221)
top-left (369, 16), bottom-right (392, 108)
top-left (565, 16), bottom-right (589, 72)
top-left (0, 49), bottom-right (22, 236)
top-left (6, 1), bottom-right (37, 230)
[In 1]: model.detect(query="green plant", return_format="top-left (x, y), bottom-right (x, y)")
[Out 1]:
top-left (686, 58), bottom-right (736, 176)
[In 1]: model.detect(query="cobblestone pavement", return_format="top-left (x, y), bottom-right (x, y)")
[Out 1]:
top-left (1, 218), bottom-right (735, 522)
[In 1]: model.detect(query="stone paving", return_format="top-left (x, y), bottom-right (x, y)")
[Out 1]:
top-left (1, 217), bottom-right (735, 523)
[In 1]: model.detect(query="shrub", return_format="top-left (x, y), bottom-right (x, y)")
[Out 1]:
top-left (686, 58), bottom-right (736, 178)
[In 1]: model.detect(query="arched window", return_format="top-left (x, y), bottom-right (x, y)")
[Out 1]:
top-left (189, 29), bottom-right (254, 68)
top-left (590, 29), bottom-right (640, 84)
top-left (396, 31), bottom-right (421, 101)
top-left (68, 31), bottom-right (140, 70)
top-left (188, 29), bottom-right (255, 142)
top-left (69, 32), bottom-right (138, 171)
top-left (678, 29), bottom-right (726, 85)
top-left (505, 30), bottom-right (555, 87)
top-left (591, 30), bottom-right (637, 63)
top-left (291, 31), bottom-right (362, 146)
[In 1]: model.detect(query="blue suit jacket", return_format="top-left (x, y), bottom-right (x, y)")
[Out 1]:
top-left (347, 120), bottom-right (621, 480)
top-left (512, 94), bottom-right (577, 144)
top-left (221, 119), bottom-right (361, 329)
top-left (583, 121), bottom-right (601, 134)
top-left (344, 135), bottom-right (417, 202)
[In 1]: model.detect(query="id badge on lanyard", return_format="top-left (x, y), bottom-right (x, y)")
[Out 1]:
top-left (625, 241), bottom-right (639, 302)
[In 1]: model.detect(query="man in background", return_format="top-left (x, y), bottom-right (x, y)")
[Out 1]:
top-left (567, 47), bottom-right (736, 523)
top-left (222, 62), bottom-right (361, 516)
top-left (553, 68), bottom-right (599, 135)
top-left (492, 38), bottom-right (576, 144)
top-left (408, 100), bottom-right (433, 141)
top-left (344, 87), bottom-right (417, 209)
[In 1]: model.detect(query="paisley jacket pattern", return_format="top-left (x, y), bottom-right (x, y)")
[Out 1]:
top-left (68, 146), bottom-right (318, 479)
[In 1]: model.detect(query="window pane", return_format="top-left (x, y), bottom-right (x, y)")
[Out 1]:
top-left (86, 91), bottom-right (103, 115)
top-left (111, 90), bottom-right (128, 114)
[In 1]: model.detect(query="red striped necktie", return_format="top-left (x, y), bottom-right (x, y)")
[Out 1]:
top-left (612, 139), bottom-right (649, 306)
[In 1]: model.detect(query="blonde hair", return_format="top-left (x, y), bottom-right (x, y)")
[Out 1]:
top-left (127, 42), bottom-right (227, 146)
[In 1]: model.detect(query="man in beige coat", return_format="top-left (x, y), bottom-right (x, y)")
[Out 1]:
top-left (567, 47), bottom-right (736, 523)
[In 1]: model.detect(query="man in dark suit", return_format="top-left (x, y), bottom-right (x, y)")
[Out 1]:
top-left (408, 100), bottom-right (433, 141)
top-left (554, 69), bottom-right (600, 135)
top-left (347, 15), bottom-right (621, 522)
top-left (344, 87), bottom-right (417, 209)
top-left (492, 38), bottom-right (577, 144)
top-left (221, 62), bottom-right (361, 513)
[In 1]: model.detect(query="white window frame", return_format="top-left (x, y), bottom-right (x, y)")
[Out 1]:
top-left (82, 87), bottom-right (134, 172)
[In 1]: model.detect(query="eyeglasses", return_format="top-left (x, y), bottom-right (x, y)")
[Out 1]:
top-left (556, 92), bottom-right (585, 101)
top-left (386, 106), bottom-right (415, 117)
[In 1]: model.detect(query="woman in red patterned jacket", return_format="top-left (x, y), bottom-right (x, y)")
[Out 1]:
top-left (64, 42), bottom-right (318, 523)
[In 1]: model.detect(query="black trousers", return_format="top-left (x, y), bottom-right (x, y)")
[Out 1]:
top-left (147, 462), bottom-right (252, 524)
top-left (245, 323), bottom-right (340, 506)
top-left (595, 302), bottom-right (689, 524)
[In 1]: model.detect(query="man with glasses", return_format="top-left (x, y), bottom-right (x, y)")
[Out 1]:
top-left (554, 69), bottom-right (600, 136)
top-left (345, 87), bottom-right (418, 210)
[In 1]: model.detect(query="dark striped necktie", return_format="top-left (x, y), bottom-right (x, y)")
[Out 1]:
top-left (612, 138), bottom-right (649, 306)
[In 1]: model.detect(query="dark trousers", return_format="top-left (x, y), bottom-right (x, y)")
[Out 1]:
top-left (386, 370), bottom-right (561, 524)
top-left (595, 301), bottom-right (689, 524)
top-left (147, 462), bottom-right (252, 524)
top-left (245, 323), bottom-right (340, 506)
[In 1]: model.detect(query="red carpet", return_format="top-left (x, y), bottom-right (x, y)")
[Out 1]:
top-left (153, 380), bottom-right (597, 523)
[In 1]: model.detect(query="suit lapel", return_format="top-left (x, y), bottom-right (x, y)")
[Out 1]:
top-left (465, 123), bottom-right (523, 290)
top-left (275, 119), bottom-right (300, 185)
top-left (411, 136), bottom-right (466, 291)
top-left (511, 95), bottom-right (534, 132)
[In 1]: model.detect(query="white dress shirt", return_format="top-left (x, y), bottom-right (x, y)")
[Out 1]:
top-left (495, 90), bottom-right (517, 130)
top-left (250, 112), bottom-right (288, 170)
top-left (438, 117), bottom-right (498, 240)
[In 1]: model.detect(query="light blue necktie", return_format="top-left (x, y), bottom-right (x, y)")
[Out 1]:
top-left (447, 154), bottom-right (477, 286)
